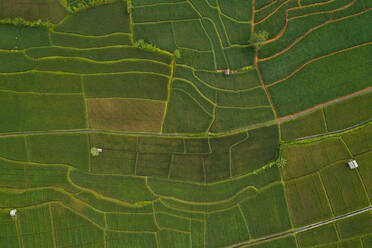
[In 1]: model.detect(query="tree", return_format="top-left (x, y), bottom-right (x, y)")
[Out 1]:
top-left (90, 147), bottom-right (100, 157)
top-left (174, 49), bottom-right (181, 59)
top-left (249, 30), bottom-right (269, 50)
top-left (276, 156), bottom-right (287, 168)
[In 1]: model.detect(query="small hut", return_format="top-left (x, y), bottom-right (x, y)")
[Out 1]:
top-left (10, 209), bottom-right (17, 217)
top-left (347, 160), bottom-right (358, 169)
top-left (224, 69), bottom-right (230, 76)
top-left (97, 148), bottom-right (103, 153)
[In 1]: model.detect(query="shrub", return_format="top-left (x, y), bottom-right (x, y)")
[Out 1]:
top-left (0, 18), bottom-right (53, 28)
top-left (174, 49), bottom-right (181, 59)
top-left (249, 30), bottom-right (269, 50)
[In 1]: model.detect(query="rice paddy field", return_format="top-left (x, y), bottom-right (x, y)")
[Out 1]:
top-left (0, 0), bottom-right (371, 247)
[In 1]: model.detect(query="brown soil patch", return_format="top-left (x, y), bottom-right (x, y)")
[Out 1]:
top-left (87, 98), bottom-right (165, 132)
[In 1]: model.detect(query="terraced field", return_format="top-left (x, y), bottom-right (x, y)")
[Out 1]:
top-left (0, 0), bottom-right (371, 247)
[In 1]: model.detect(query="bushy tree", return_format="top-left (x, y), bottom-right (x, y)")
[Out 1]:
top-left (249, 30), bottom-right (269, 50)
top-left (276, 156), bottom-right (287, 168)
top-left (90, 147), bottom-right (100, 156)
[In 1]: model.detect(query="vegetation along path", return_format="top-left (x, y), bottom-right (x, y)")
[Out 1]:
top-left (230, 205), bottom-right (372, 248)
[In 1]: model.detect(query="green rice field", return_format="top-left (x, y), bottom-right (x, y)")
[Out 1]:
top-left (0, 0), bottom-right (371, 247)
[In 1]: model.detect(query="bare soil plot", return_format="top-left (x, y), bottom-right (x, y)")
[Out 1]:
top-left (87, 98), bottom-right (166, 132)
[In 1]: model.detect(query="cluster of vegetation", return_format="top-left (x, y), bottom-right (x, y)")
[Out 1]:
top-left (0, 17), bottom-right (53, 28)
top-left (249, 30), bottom-right (269, 50)
top-left (133, 39), bottom-right (169, 56)
top-left (69, 0), bottom-right (116, 12)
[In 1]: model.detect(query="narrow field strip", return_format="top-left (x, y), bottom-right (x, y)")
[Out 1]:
top-left (258, 1), bottom-right (369, 61)
top-left (267, 41), bottom-right (372, 87)
top-left (25, 45), bottom-right (172, 64)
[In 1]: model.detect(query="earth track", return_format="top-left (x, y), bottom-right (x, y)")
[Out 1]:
top-left (0, 86), bottom-right (371, 138)
top-left (229, 205), bottom-right (372, 248)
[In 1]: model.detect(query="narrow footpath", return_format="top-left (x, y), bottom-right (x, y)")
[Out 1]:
top-left (1, 87), bottom-right (370, 138)
top-left (229, 205), bottom-right (372, 248)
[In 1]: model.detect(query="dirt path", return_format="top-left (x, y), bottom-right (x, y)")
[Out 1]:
top-left (229, 205), bottom-right (372, 248)
top-left (0, 86), bottom-right (371, 138)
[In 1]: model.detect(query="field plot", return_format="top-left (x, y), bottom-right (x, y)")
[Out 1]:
top-left (285, 173), bottom-right (333, 227)
top-left (87, 98), bottom-right (166, 132)
top-left (281, 137), bottom-right (350, 180)
top-left (0, 0), bottom-right (372, 247)
top-left (280, 109), bottom-right (327, 141)
top-left (0, 0), bottom-right (68, 23)
top-left (320, 161), bottom-right (370, 215)
top-left (324, 91), bottom-right (372, 131)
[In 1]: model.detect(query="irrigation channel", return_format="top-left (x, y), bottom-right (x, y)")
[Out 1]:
top-left (229, 205), bottom-right (372, 248)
